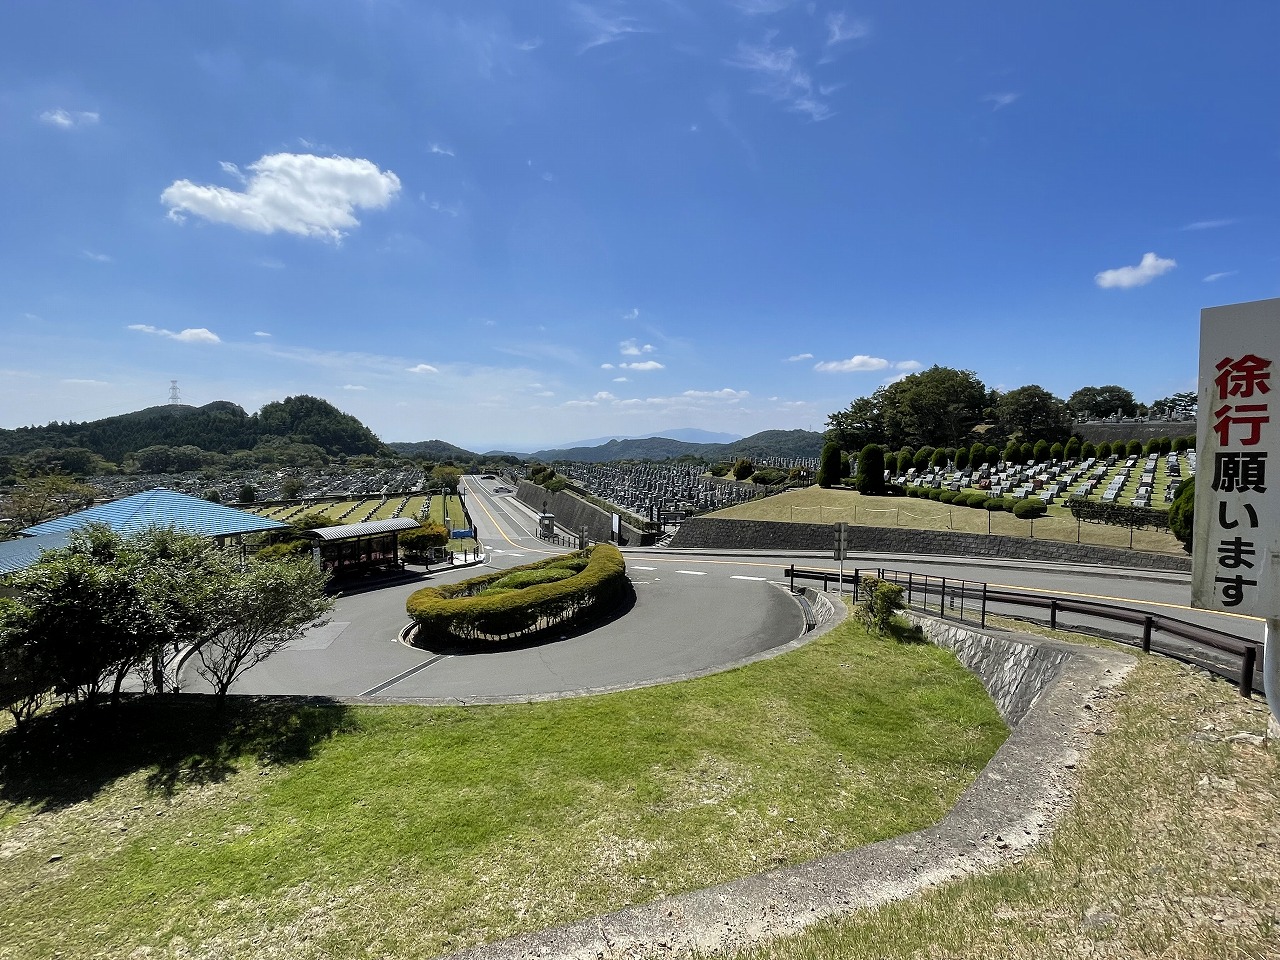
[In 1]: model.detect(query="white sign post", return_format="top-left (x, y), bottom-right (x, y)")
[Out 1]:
top-left (1192, 297), bottom-right (1280, 725)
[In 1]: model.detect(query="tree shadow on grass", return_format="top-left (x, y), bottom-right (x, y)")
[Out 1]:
top-left (0, 694), bottom-right (354, 813)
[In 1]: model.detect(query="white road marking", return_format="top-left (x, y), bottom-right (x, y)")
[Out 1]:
top-left (677, 570), bottom-right (708, 576)
top-left (632, 565), bottom-right (657, 571)
top-left (730, 575), bottom-right (768, 581)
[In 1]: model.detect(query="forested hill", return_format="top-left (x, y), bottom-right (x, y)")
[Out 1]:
top-left (0, 395), bottom-right (390, 464)
top-left (528, 428), bottom-right (824, 464)
top-left (387, 439), bottom-right (481, 461)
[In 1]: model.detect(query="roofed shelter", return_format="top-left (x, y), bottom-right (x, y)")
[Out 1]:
top-left (301, 517), bottom-right (420, 577)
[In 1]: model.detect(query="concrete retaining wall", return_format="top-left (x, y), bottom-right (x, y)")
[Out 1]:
top-left (515, 481), bottom-right (654, 546)
top-left (668, 517), bottom-right (1190, 572)
top-left (906, 613), bottom-right (1071, 725)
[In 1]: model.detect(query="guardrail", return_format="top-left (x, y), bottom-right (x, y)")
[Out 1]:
top-left (782, 564), bottom-right (1262, 698)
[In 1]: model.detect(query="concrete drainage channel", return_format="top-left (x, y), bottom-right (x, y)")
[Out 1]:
top-left (446, 611), bottom-right (1135, 960)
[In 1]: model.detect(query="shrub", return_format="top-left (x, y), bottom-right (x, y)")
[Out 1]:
top-left (854, 576), bottom-right (906, 635)
top-left (406, 544), bottom-right (627, 643)
top-left (1144, 438), bottom-right (1161, 456)
top-left (969, 442), bottom-right (986, 467)
top-left (985, 445), bottom-right (999, 466)
top-left (817, 441), bottom-right (842, 488)
top-left (1097, 441), bottom-right (1112, 458)
top-left (732, 458), bottom-right (754, 481)
top-left (1003, 441), bottom-right (1019, 463)
top-left (1127, 439), bottom-right (1143, 457)
top-left (1019, 442), bottom-right (1034, 463)
top-left (1172, 436), bottom-right (1189, 452)
top-left (954, 447), bottom-right (970, 470)
top-left (926, 487), bottom-right (942, 500)
top-left (938, 490), bottom-right (958, 504)
top-left (1033, 439), bottom-right (1050, 463)
top-left (965, 494), bottom-right (991, 510)
top-left (489, 567), bottom-right (578, 590)
top-left (1013, 499), bottom-right (1047, 519)
top-left (708, 462), bottom-right (731, 477)
top-left (1064, 436), bottom-right (1081, 460)
top-left (931, 448), bottom-right (948, 469)
top-left (985, 498), bottom-right (1011, 512)
top-left (897, 447), bottom-right (915, 475)
top-left (1168, 477), bottom-right (1194, 552)
top-left (906, 485), bottom-right (920, 498)
top-left (855, 444), bottom-right (886, 495)
top-left (1082, 441), bottom-right (1097, 459)
top-left (1050, 441), bottom-right (1065, 462)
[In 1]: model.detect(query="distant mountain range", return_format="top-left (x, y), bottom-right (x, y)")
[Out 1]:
top-left (516, 428), bottom-right (824, 464)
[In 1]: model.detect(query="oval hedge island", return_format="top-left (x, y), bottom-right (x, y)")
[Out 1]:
top-left (405, 543), bottom-right (629, 646)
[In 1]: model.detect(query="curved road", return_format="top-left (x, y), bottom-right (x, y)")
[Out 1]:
top-left (181, 476), bottom-right (1262, 700)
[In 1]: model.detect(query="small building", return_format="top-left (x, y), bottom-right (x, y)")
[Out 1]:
top-left (301, 517), bottom-right (422, 577)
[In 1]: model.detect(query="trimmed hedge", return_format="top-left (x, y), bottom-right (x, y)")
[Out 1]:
top-left (406, 544), bottom-right (628, 643)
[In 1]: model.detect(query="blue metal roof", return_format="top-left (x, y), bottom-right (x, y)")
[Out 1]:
top-left (0, 531), bottom-right (73, 576)
top-left (20, 488), bottom-right (289, 539)
top-left (304, 517), bottom-right (421, 541)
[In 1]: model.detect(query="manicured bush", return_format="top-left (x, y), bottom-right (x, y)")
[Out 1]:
top-left (489, 567), bottom-right (578, 591)
top-left (970, 442), bottom-right (986, 467)
top-left (856, 444), bottom-right (887, 495)
top-left (1168, 477), bottom-right (1194, 552)
top-left (1050, 442), bottom-right (1065, 462)
top-left (1019, 442), bottom-right (1034, 463)
top-left (906, 485), bottom-right (921, 498)
top-left (732, 458), bottom-right (754, 481)
top-left (1033, 439), bottom-right (1050, 463)
top-left (1003, 441), bottom-right (1019, 463)
top-left (1082, 441), bottom-right (1097, 458)
top-left (985, 445), bottom-right (999, 466)
top-left (1065, 437), bottom-right (1081, 460)
top-left (1158, 436), bottom-right (1172, 455)
top-left (1127, 439), bottom-right (1143, 457)
top-left (931, 448), bottom-right (948, 469)
top-left (1013, 499), bottom-right (1047, 520)
top-left (954, 447), bottom-right (969, 470)
top-left (938, 490), bottom-right (957, 504)
top-left (1144, 438), bottom-right (1161, 456)
top-left (1097, 441), bottom-right (1112, 458)
top-left (985, 498), bottom-right (1012, 512)
top-left (817, 441), bottom-right (842, 488)
top-left (965, 494), bottom-right (991, 510)
top-left (897, 447), bottom-right (915, 475)
top-left (406, 544), bottom-right (627, 643)
top-left (926, 487), bottom-right (942, 500)
top-left (1172, 436), bottom-right (1189, 452)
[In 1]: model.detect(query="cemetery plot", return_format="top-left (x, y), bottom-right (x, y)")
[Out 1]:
top-left (561, 461), bottom-right (791, 526)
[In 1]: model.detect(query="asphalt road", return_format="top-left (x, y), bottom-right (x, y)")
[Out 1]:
top-left (181, 476), bottom-right (1262, 700)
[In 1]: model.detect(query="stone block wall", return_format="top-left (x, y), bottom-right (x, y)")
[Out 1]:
top-left (667, 517), bottom-right (1190, 572)
top-left (515, 481), bottom-right (654, 546)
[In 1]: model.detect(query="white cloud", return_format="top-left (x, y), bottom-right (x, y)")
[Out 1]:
top-left (619, 360), bottom-right (665, 371)
top-left (895, 359), bottom-right (923, 371)
top-left (683, 388), bottom-right (748, 400)
top-left (407, 363), bottom-right (439, 374)
top-left (814, 355), bottom-right (890, 373)
top-left (254, 330), bottom-right (272, 337)
top-left (982, 92), bottom-right (1020, 110)
top-left (593, 391), bottom-right (617, 401)
top-left (127, 324), bottom-right (221, 344)
top-left (727, 38), bottom-right (833, 121)
top-left (1203, 271), bottom-right (1238, 283)
top-left (40, 108), bottom-right (99, 128)
top-left (622, 307), bottom-right (640, 320)
top-left (1182, 218), bottom-right (1237, 231)
top-left (1094, 252), bottom-right (1177, 289)
top-left (83, 250), bottom-right (112, 262)
top-left (62, 378), bottom-right (109, 386)
top-left (564, 399), bottom-right (598, 407)
top-left (785, 352), bottom-right (813, 362)
top-left (428, 143), bottom-right (455, 157)
top-left (620, 338), bottom-right (655, 356)
top-left (161, 153), bottom-right (401, 241)
top-left (826, 12), bottom-right (870, 45)
top-left (342, 384), bottom-right (368, 391)
top-left (428, 199), bottom-right (462, 217)
top-left (601, 362), bottom-right (615, 370)
top-left (612, 377), bottom-right (629, 383)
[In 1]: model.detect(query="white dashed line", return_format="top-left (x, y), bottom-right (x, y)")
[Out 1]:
top-left (676, 570), bottom-right (707, 576)
top-left (730, 575), bottom-right (768, 581)
top-left (632, 565), bottom-right (657, 571)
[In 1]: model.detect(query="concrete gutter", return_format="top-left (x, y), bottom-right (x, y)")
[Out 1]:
top-left (444, 617), bottom-right (1134, 960)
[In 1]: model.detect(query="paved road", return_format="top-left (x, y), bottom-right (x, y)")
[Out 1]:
top-left (181, 476), bottom-right (1262, 700)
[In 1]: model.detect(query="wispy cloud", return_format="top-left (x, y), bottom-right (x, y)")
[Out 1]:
top-left (572, 3), bottom-right (648, 53)
top-left (407, 363), bottom-right (439, 374)
top-left (342, 384), bottom-right (368, 390)
top-left (253, 331), bottom-right (272, 337)
top-left (1203, 270), bottom-right (1238, 283)
top-left (826, 12), bottom-right (870, 46)
top-left (619, 360), bottom-right (665, 371)
top-left (814, 355), bottom-right (889, 373)
top-left (622, 307), bottom-right (640, 320)
top-left (727, 36), bottom-right (833, 121)
top-left (1182, 218), bottom-right (1237, 231)
top-left (785, 352), bottom-right (813, 362)
top-left (982, 92), bottom-right (1020, 110)
top-left (1094, 252), bottom-right (1177, 289)
top-left (162, 153), bottom-right (401, 241)
top-left (428, 143), bottom-right (455, 157)
top-left (83, 250), bottom-right (113, 263)
top-left (62, 378), bottom-right (110, 386)
top-left (128, 324), bottom-right (221, 344)
top-left (40, 108), bottom-right (99, 129)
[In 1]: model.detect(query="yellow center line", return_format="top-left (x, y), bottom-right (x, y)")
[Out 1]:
top-left (464, 482), bottom-right (560, 556)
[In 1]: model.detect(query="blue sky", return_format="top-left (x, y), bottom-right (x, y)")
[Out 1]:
top-left (2, 2), bottom-right (1276, 452)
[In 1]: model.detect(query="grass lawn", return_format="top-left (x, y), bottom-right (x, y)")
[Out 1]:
top-left (731, 632), bottom-right (1280, 960)
top-left (709, 486), bottom-right (1185, 554)
top-left (0, 617), bottom-right (1004, 959)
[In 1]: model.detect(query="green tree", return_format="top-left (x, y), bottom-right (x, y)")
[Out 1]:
top-left (1097, 441), bottom-right (1112, 458)
top-left (237, 483), bottom-right (257, 504)
top-left (1067, 385), bottom-right (1138, 420)
top-left (969, 441), bottom-right (987, 467)
top-left (1126, 439), bottom-right (1143, 457)
top-left (816, 441), bottom-right (842, 488)
top-left (996, 385), bottom-right (1071, 444)
top-left (732, 458), bottom-right (754, 481)
top-left (1150, 391), bottom-right (1197, 420)
top-left (280, 476), bottom-right (306, 500)
top-left (930, 447), bottom-right (948, 469)
top-left (192, 557), bottom-right (332, 705)
top-left (855, 444), bottom-right (886, 495)
top-left (1033, 439), bottom-right (1050, 462)
top-left (954, 447), bottom-right (970, 469)
top-left (913, 447), bottom-right (934, 471)
top-left (1064, 437), bottom-right (1081, 460)
top-left (0, 473), bottom-right (99, 538)
top-left (431, 464), bottom-right (462, 492)
top-left (1082, 441), bottom-right (1096, 458)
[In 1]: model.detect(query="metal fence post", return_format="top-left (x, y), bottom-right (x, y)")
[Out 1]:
top-left (940, 577), bottom-right (947, 618)
top-left (1241, 646), bottom-right (1257, 698)
top-left (1050, 599), bottom-right (1058, 631)
top-left (981, 582), bottom-right (987, 628)
top-left (1142, 616), bottom-right (1154, 653)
